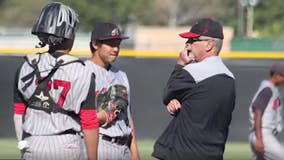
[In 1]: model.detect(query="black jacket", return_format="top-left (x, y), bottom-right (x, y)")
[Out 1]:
top-left (152, 57), bottom-right (236, 160)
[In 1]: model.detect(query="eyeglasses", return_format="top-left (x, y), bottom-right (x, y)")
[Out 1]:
top-left (186, 38), bottom-right (211, 44)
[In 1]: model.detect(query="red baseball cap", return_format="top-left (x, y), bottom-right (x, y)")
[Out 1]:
top-left (179, 18), bottom-right (224, 40)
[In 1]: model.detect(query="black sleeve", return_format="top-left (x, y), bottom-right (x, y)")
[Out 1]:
top-left (81, 73), bottom-right (96, 110)
top-left (163, 64), bottom-right (195, 105)
top-left (13, 65), bottom-right (26, 104)
top-left (252, 87), bottom-right (272, 111)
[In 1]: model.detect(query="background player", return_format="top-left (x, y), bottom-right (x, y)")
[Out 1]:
top-left (85, 22), bottom-right (140, 160)
top-left (13, 2), bottom-right (99, 160)
top-left (249, 62), bottom-right (284, 160)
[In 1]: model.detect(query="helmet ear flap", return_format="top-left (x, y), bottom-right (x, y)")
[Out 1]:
top-left (35, 41), bottom-right (46, 48)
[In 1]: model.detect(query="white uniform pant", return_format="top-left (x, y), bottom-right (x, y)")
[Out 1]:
top-left (249, 129), bottom-right (284, 160)
top-left (22, 134), bottom-right (87, 160)
top-left (98, 135), bottom-right (131, 160)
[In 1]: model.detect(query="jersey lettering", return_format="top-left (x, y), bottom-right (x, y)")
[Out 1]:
top-left (35, 79), bottom-right (71, 107)
top-left (53, 80), bottom-right (70, 107)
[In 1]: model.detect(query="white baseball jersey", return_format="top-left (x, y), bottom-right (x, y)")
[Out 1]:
top-left (85, 60), bottom-right (132, 137)
top-left (14, 52), bottom-right (98, 160)
top-left (249, 80), bottom-right (284, 160)
top-left (249, 80), bottom-right (283, 133)
top-left (85, 60), bottom-right (133, 159)
top-left (17, 52), bottom-right (94, 135)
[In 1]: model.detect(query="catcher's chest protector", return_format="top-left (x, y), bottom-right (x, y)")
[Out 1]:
top-left (22, 53), bottom-right (83, 123)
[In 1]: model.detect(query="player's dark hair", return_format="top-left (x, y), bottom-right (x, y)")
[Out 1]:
top-left (90, 42), bottom-right (96, 53)
top-left (49, 38), bottom-right (74, 53)
top-left (270, 71), bottom-right (278, 77)
top-left (90, 40), bottom-right (103, 54)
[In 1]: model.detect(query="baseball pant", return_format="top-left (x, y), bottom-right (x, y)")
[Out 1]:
top-left (249, 129), bottom-right (284, 160)
top-left (22, 134), bottom-right (86, 160)
top-left (98, 135), bottom-right (130, 160)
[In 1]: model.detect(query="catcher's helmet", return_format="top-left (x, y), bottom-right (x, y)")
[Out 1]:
top-left (31, 2), bottom-right (79, 47)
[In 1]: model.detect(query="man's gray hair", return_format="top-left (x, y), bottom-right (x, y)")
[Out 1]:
top-left (200, 36), bottom-right (223, 55)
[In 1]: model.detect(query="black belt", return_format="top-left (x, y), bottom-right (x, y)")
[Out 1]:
top-left (60, 129), bottom-right (78, 135)
top-left (101, 135), bottom-right (130, 145)
top-left (22, 129), bottom-right (78, 139)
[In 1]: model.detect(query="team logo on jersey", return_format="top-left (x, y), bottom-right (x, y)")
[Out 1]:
top-left (35, 91), bottom-right (50, 108)
top-left (272, 98), bottom-right (281, 110)
top-left (35, 91), bottom-right (49, 101)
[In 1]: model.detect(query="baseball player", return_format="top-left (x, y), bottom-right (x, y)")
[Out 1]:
top-left (249, 63), bottom-right (284, 160)
top-left (85, 22), bottom-right (140, 160)
top-left (13, 2), bottom-right (99, 160)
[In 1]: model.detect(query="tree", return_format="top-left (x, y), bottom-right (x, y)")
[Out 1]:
top-left (0, 0), bottom-right (50, 27)
top-left (58, 0), bottom-right (152, 31)
top-left (148, 0), bottom-right (237, 27)
top-left (254, 0), bottom-right (284, 38)
top-left (0, 0), bottom-right (152, 32)
top-left (1, 0), bottom-right (284, 38)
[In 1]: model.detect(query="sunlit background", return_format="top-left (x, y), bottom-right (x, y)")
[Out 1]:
top-left (1, 0), bottom-right (284, 159)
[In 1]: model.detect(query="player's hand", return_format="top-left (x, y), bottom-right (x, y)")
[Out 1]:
top-left (167, 99), bottom-right (181, 115)
top-left (177, 44), bottom-right (195, 66)
top-left (255, 139), bottom-right (264, 156)
top-left (18, 140), bottom-right (31, 155)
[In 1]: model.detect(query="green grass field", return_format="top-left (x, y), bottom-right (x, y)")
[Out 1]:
top-left (0, 138), bottom-right (252, 160)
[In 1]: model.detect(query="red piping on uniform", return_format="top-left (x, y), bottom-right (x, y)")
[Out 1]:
top-left (80, 110), bottom-right (99, 129)
top-left (14, 103), bottom-right (26, 115)
top-left (272, 99), bottom-right (279, 110)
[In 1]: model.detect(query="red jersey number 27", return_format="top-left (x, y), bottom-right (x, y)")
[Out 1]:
top-left (36, 79), bottom-right (70, 108)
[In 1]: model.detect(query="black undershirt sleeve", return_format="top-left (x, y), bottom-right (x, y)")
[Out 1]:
top-left (252, 87), bottom-right (272, 111)
top-left (14, 65), bottom-right (26, 104)
top-left (81, 73), bottom-right (96, 110)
